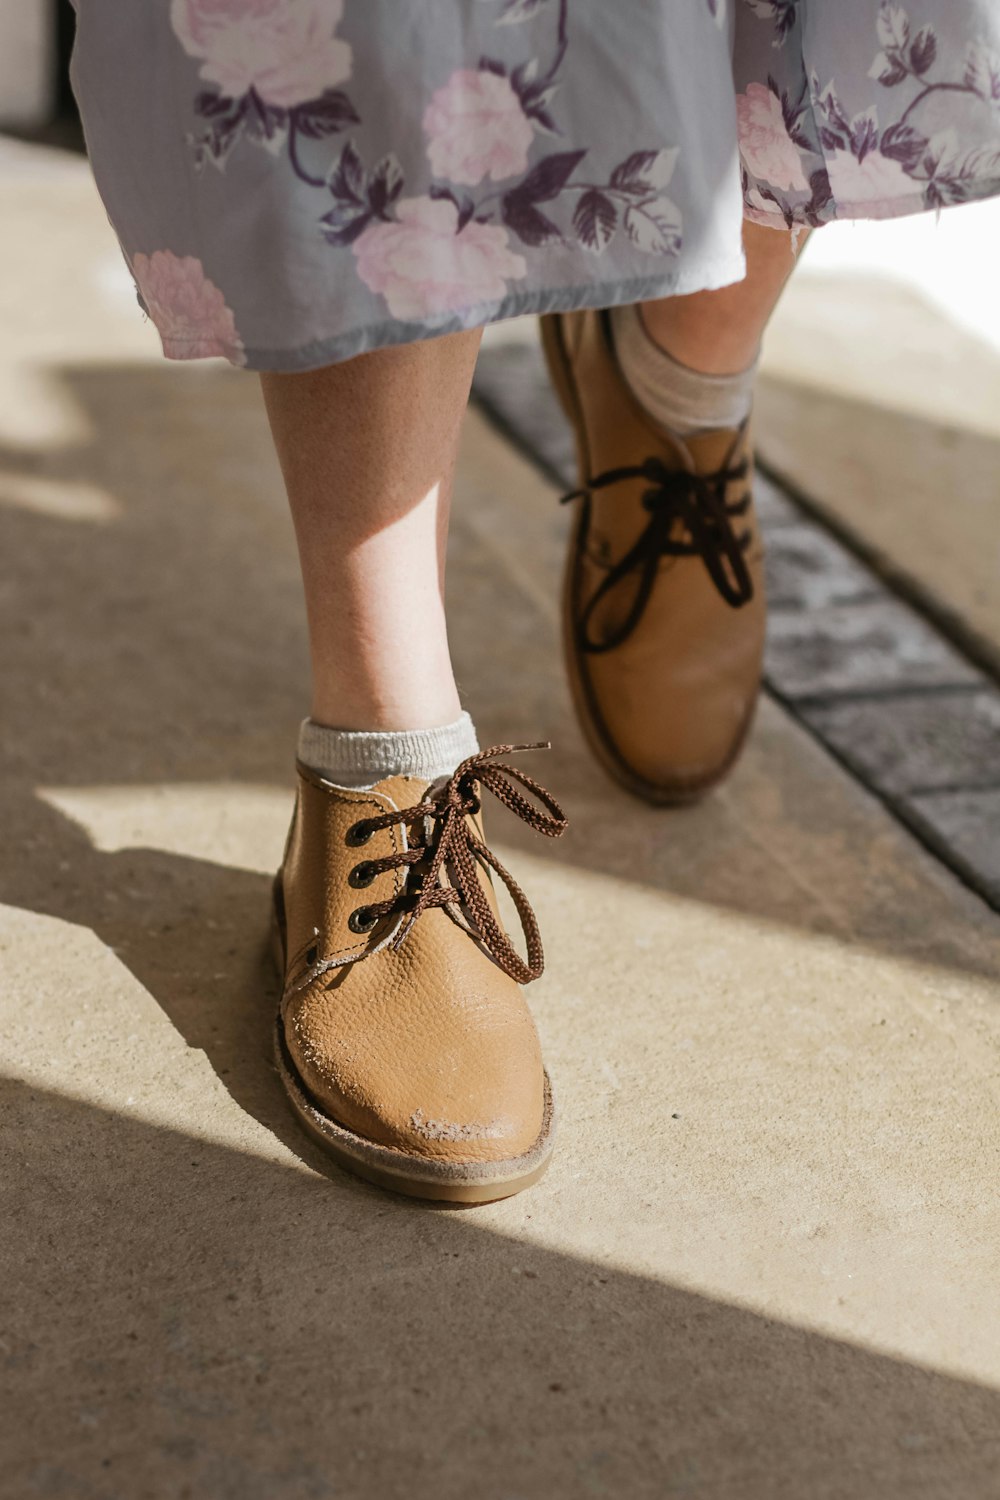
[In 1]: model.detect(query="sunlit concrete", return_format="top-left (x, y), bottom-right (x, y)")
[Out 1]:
top-left (760, 197), bottom-right (1000, 666)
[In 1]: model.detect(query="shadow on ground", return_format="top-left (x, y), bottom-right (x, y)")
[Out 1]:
top-left (5, 1073), bottom-right (1000, 1500)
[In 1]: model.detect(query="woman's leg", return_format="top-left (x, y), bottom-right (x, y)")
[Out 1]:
top-left (637, 221), bottom-right (807, 376)
top-left (262, 329), bottom-right (564, 1203)
top-left (260, 327), bottom-right (482, 734)
top-left (540, 221), bottom-right (811, 804)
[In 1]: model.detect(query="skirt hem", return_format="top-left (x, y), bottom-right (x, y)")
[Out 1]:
top-left (153, 169), bottom-right (1000, 372)
top-left (744, 177), bottom-right (1000, 230)
top-left (158, 254), bottom-right (749, 372)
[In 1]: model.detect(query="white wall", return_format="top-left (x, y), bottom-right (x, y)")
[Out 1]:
top-left (0, 0), bottom-right (55, 129)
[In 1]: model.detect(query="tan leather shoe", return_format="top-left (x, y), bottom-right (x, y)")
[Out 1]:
top-left (540, 308), bottom-right (766, 805)
top-left (272, 744), bottom-right (567, 1203)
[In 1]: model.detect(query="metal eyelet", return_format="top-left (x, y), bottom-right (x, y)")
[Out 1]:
top-left (348, 907), bottom-right (378, 934)
top-left (348, 861), bottom-right (378, 889)
top-left (346, 820), bottom-right (375, 847)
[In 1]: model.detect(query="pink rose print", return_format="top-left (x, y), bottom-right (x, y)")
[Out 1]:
top-left (736, 81), bottom-right (809, 192)
top-left (423, 68), bottom-right (535, 185)
top-left (827, 147), bottom-right (914, 205)
top-left (170, 0), bottom-right (352, 109)
top-left (353, 196), bottom-right (527, 321)
top-left (132, 251), bottom-right (245, 364)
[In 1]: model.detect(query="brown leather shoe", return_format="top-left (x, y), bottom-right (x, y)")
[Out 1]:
top-left (540, 308), bottom-right (766, 805)
top-left (272, 744), bottom-right (566, 1203)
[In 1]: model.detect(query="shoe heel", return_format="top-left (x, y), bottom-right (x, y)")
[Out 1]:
top-left (270, 875), bottom-right (287, 980)
top-left (538, 313), bottom-right (578, 429)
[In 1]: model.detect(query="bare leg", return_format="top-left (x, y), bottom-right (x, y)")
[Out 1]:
top-left (260, 329), bottom-right (482, 732)
top-left (639, 221), bottom-right (808, 374)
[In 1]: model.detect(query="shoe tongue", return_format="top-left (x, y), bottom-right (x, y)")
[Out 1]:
top-left (373, 770), bottom-right (496, 926)
top-left (680, 423), bottom-right (745, 475)
top-left (372, 773), bottom-right (435, 808)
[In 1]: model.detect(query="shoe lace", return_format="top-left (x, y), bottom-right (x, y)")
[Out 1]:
top-left (562, 450), bottom-right (755, 655)
top-left (344, 744), bottom-right (567, 985)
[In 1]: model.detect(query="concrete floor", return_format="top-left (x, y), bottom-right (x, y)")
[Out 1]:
top-left (760, 200), bottom-right (1000, 672)
top-left (3, 141), bottom-right (1000, 1499)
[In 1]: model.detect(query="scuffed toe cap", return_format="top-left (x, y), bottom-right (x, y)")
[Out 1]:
top-left (283, 955), bottom-right (547, 1166)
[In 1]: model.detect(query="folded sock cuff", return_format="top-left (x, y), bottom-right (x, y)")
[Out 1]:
top-left (298, 712), bottom-right (480, 788)
top-left (610, 302), bottom-right (757, 436)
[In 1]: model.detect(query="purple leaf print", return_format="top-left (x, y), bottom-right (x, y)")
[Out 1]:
top-left (850, 109), bottom-right (879, 161)
top-left (294, 89), bottom-right (360, 140)
top-left (611, 151), bottom-right (663, 191)
top-left (771, 77), bottom-right (814, 151)
top-left (964, 41), bottom-right (1000, 105)
top-left (909, 26), bottom-right (937, 78)
top-left (869, 6), bottom-right (938, 88)
top-left (191, 94), bottom-right (248, 167)
top-left (429, 183), bottom-right (477, 230)
top-left (961, 144), bottom-right (1000, 179)
top-left (179, 0), bottom-right (684, 300)
top-left (744, 0), bottom-right (799, 49)
top-left (610, 148), bottom-right (679, 194)
top-left (623, 198), bottom-right (682, 256)
top-left (319, 202), bottom-right (374, 247)
top-left (508, 52), bottom-right (561, 133)
top-left (329, 138), bottom-right (366, 203)
top-left (872, 52), bottom-right (910, 87)
top-left (880, 121), bottom-right (928, 168)
top-left (876, 3), bottom-right (910, 54)
top-left (805, 168), bottom-right (834, 221)
top-left (321, 143), bottom-right (404, 246)
top-left (243, 89), bottom-right (287, 146)
top-left (366, 154), bottom-right (405, 216)
top-left (815, 81), bottom-right (853, 151)
top-left (514, 149), bottom-right (588, 202)
top-left (499, 146), bottom-right (589, 244)
top-left (573, 189), bottom-right (617, 251)
top-left (501, 198), bottom-right (562, 246)
top-left (196, 90), bottom-right (237, 119)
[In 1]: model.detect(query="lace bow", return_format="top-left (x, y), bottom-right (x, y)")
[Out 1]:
top-left (564, 450), bottom-right (755, 654)
top-left (346, 744), bottom-right (567, 984)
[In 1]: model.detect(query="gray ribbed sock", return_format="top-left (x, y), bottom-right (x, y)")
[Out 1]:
top-left (297, 711), bottom-right (479, 789)
top-left (610, 302), bottom-right (757, 437)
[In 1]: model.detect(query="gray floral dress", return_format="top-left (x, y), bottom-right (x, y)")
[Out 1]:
top-left (69, 0), bottom-right (1000, 371)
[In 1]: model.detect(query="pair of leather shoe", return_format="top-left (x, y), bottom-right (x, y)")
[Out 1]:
top-left (272, 310), bottom-right (766, 1202)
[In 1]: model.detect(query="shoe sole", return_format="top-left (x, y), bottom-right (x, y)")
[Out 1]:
top-left (539, 311), bottom-right (760, 808)
top-left (270, 904), bottom-right (557, 1205)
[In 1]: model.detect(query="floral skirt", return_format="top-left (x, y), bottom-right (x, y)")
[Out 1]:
top-left (70, 0), bottom-right (1000, 371)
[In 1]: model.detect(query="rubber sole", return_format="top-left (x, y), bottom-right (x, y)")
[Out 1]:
top-left (539, 310), bottom-right (760, 808)
top-left (270, 902), bottom-right (557, 1205)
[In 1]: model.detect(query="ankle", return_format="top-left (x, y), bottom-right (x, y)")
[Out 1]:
top-left (310, 682), bottom-right (463, 736)
top-left (610, 303), bottom-right (756, 437)
top-left (637, 300), bottom-right (761, 377)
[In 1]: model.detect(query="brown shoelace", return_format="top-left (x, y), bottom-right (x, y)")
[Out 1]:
top-left (344, 744), bottom-right (567, 984)
top-left (563, 450), bottom-right (755, 655)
